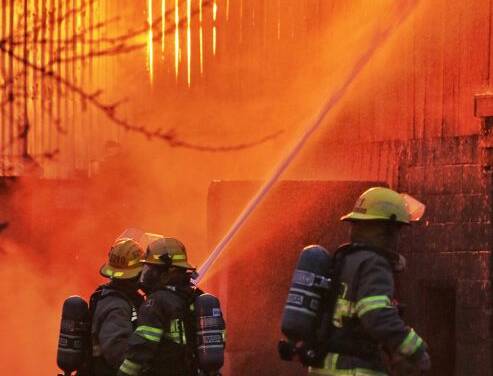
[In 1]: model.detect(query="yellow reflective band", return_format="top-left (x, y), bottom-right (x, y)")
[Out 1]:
top-left (399, 329), bottom-right (423, 356)
top-left (136, 325), bottom-right (163, 334)
top-left (308, 369), bottom-right (387, 376)
top-left (114, 271), bottom-right (124, 277)
top-left (355, 295), bottom-right (391, 318)
top-left (327, 353), bottom-right (338, 369)
top-left (119, 359), bottom-right (142, 376)
top-left (308, 353), bottom-right (387, 376)
top-left (332, 298), bottom-right (355, 328)
top-left (171, 254), bottom-right (186, 260)
top-left (165, 319), bottom-right (187, 344)
top-left (135, 325), bottom-right (163, 343)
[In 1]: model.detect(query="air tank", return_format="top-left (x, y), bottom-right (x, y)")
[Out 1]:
top-left (194, 293), bottom-right (226, 373)
top-left (281, 245), bottom-right (333, 342)
top-left (56, 295), bottom-right (90, 374)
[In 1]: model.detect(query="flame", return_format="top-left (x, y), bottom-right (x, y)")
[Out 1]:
top-left (187, 0), bottom-right (191, 87)
top-left (199, 0), bottom-right (204, 75)
top-left (174, 0), bottom-right (179, 80)
top-left (161, 0), bottom-right (166, 54)
top-left (277, 0), bottom-right (281, 40)
top-left (147, 0), bottom-right (154, 84)
top-left (226, 0), bottom-right (229, 21)
top-left (213, 1), bottom-right (217, 55)
top-left (239, 0), bottom-right (243, 43)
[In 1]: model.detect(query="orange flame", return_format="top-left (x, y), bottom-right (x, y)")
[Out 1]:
top-left (277, 0), bottom-right (281, 40)
top-left (199, 0), bottom-right (204, 75)
top-left (147, 0), bottom-right (154, 84)
top-left (239, 0), bottom-right (243, 43)
top-left (174, 0), bottom-right (179, 80)
top-left (161, 0), bottom-right (166, 55)
top-left (213, 1), bottom-right (217, 55)
top-left (187, 0), bottom-right (191, 87)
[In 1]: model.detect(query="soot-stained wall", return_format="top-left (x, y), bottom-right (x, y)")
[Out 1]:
top-left (207, 133), bottom-right (492, 375)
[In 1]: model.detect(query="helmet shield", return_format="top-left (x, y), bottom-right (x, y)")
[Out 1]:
top-left (400, 193), bottom-right (426, 222)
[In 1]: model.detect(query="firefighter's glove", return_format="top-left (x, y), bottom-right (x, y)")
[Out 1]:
top-left (299, 347), bottom-right (319, 367)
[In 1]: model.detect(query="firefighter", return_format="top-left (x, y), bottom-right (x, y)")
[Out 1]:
top-left (90, 238), bottom-right (145, 376)
top-left (308, 187), bottom-right (431, 376)
top-left (117, 237), bottom-right (204, 376)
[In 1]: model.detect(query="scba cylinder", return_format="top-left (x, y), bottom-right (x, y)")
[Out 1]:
top-left (195, 293), bottom-right (226, 373)
top-left (57, 295), bottom-right (90, 374)
top-left (281, 245), bottom-right (333, 342)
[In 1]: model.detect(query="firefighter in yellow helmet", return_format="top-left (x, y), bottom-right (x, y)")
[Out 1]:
top-left (308, 187), bottom-right (431, 376)
top-left (89, 238), bottom-right (145, 376)
top-left (118, 238), bottom-right (210, 376)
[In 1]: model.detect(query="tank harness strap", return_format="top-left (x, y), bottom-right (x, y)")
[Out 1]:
top-left (293, 269), bottom-right (332, 289)
top-left (91, 286), bottom-right (140, 356)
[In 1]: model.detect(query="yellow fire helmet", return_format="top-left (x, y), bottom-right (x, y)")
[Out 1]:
top-left (341, 187), bottom-right (426, 224)
top-left (142, 237), bottom-right (196, 270)
top-left (100, 238), bottom-right (144, 279)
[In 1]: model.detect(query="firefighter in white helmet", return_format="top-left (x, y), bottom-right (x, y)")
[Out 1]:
top-left (308, 187), bottom-right (431, 376)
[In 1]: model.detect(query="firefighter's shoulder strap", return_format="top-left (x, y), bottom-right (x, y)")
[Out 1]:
top-left (163, 284), bottom-right (204, 373)
top-left (89, 284), bottom-right (139, 326)
top-left (327, 242), bottom-right (380, 323)
top-left (317, 243), bottom-right (385, 362)
top-left (312, 244), bottom-right (367, 359)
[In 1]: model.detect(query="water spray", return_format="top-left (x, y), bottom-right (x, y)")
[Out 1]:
top-left (196, 0), bottom-right (418, 283)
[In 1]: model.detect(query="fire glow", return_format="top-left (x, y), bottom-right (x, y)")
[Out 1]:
top-left (187, 0), bottom-right (191, 87)
top-left (147, 0), bottom-right (154, 83)
top-left (161, 0), bottom-right (166, 54)
top-left (146, 0), bottom-right (224, 86)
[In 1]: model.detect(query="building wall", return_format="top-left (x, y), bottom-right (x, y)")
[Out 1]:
top-left (298, 134), bottom-right (491, 375)
top-left (398, 135), bottom-right (492, 375)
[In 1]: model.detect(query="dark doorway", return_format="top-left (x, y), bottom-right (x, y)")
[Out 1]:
top-left (419, 282), bottom-right (456, 376)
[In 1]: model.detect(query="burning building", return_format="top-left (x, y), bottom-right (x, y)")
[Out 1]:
top-left (0, 1), bottom-right (491, 375)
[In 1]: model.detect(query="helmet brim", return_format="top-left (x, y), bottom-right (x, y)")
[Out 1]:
top-left (141, 259), bottom-right (196, 270)
top-left (340, 212), bottom-right (410, 224)
top-left (99, 263), bottom-right (143, 279)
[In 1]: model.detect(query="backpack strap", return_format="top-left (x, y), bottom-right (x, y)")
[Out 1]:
top-left (310, 243), bottom-right (367, 365)
top-left (162, 285), bottom-right (202, 373)
top-left (90, 284), bottom-right (139, 327)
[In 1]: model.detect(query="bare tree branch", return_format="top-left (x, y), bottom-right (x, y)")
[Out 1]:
top-left (0, 40), bottom-right (283, 152)
top-left (0, 0), bottom-right (283, 160)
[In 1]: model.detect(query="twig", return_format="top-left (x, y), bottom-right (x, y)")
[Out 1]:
top-left (0, 43), bottom-right (283, 152)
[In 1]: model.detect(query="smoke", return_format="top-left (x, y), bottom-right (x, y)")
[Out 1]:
top-left (0, 0), bottom-right (422, 374)
top-left (0, 240), bottom-right (77, 374)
